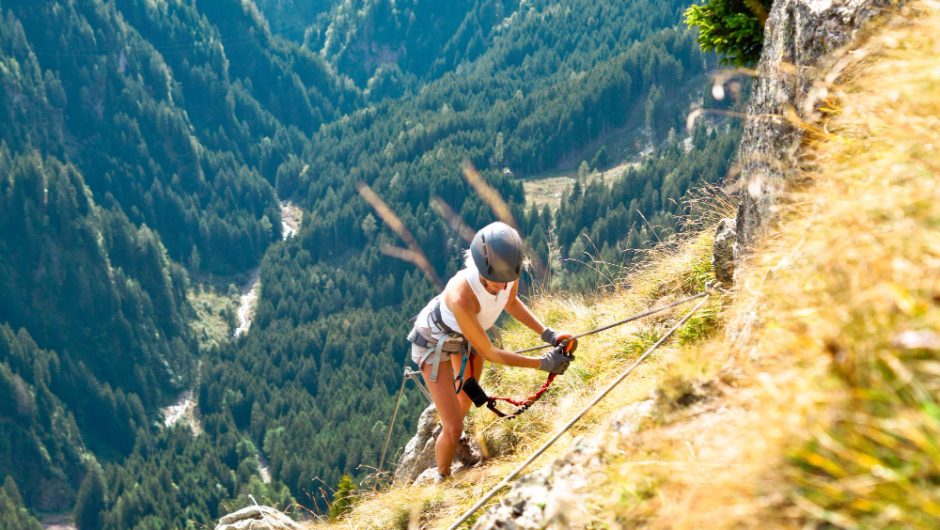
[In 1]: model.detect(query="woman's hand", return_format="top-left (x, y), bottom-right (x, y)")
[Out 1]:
top-left (541, 327), bottom-right (578, 354)
top-left (538, 347), bottom-right (572, 374)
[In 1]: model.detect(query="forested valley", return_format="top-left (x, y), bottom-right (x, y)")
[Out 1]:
top-left (0, 1), bottom-right (745, 527)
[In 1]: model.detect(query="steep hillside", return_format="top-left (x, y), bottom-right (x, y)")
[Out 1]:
top-left (1, 0), bottom-right (745, 526)
top-left (0, 149), bottom-right (192, 511)
top-left (311, 1), bottom-right (939, 528)
top-left (200, 0), bottom-right (739, 514)
top-left (0, 0), bottom-right (350, 519)
top-left (0, 0), bottom-right (353, 276)
top-left (252, 0), bottom-right (334, 43)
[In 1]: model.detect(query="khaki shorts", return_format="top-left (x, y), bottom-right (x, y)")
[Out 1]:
top-left (410, 342), bottom-right (434, 366)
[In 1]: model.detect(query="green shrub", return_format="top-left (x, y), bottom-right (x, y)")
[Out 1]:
top-left (684, 0), bottom-right (773, 67)
top-left (327, 474), bottom-right (358, 521)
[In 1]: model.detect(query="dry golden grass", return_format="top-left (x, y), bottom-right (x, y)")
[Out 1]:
top-left (313, 3), bottom-right (939, 528)
top-left (587, 2), bottom-right (940, 527)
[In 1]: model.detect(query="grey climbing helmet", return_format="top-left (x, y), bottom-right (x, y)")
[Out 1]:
top-left (470, 222), bottom-right (524, 282)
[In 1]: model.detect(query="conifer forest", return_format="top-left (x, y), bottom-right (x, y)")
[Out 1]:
top-left (0, 1), bottom-right (746, 527)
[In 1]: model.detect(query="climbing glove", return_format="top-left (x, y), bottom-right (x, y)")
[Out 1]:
top-left (538, 347), bottom-right (571, 375)
top-left (541, 327), bottom-right (578, 354)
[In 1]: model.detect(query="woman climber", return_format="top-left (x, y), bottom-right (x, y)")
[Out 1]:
top-left (407, 221), bottom-right (577, 480)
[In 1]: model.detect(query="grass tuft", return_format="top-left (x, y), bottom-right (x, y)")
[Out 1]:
top-left (734, 2), bottom-right (940, 526)
top-left (676, 297), bottom-right (724, 345)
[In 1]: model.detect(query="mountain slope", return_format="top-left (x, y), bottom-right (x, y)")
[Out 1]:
top-left (3, 0), bottom-right (734, 524)
top-left (318, 1), bottom-right (940, 528)
top-left (1, 0), bottom-right (354, 276)
top-left (0, 0), bottom-right (352, 516)
top-left (312, 0), bottom-right (520, 89)
top-left (0, 148), bottom-right (194, 503)
top-left (200, 0), bottom-right (737, 513)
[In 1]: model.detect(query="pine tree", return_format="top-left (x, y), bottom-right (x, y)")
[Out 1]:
top-left (2, 476), bottom-right (24, 508)
top-left (494, 132), bottom-right (505, 166)
top-left (0, 479), bottom-right (42, 530)
top-left (74, 465), bottom-right (106, 530)
top-left (327, 474), bottom-right (357, 521)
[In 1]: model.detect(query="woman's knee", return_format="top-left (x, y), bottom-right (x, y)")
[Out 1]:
top-left (439, 417), bottom-right (463, 441)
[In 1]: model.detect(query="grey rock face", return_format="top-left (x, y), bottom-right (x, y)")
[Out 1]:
top-left (473, 439), bottom-right (600, 530)
top-left (393, 404), bottom-right (483, 485)
top-left (474, 399), bottom-right (657, 529)
top-left (412, 466), bottom-right (446, 486)
top-left (215, 505), bottom-right (302, 530)
top-left (393, 404), bottom-right (440, 485)
top-left (733, 0), bottom-right (902, 251)
top-left (713, 217), bottom-right (737, 285)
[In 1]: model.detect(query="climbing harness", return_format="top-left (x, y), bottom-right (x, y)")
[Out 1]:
top-left (407, 296), bottom-right (475, 392)
top-left (381, 296), bottom-right (471, 476)
top-left (448, 293), bottom-right (712, 530)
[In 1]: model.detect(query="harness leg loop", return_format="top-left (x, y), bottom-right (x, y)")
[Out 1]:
top-left (429, 338), bottom-right (446, 382)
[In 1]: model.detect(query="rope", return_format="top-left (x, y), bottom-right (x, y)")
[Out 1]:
top-left (377, 366), bottom-right (435, 479)
top-left (491, 374), bottom-right (555, 407)
top-left (513, 291), bottom-right (708, 354)
top-left (447, 294), bottom-right (711, 530)
top-left (485, 373), bottom-right (557, 419)
top-left (482, 289), bottom-right (710, 418)
top-left (378, 373), bottom-right (408, 477)
top-left (404, 368), bottom-right (433, 403)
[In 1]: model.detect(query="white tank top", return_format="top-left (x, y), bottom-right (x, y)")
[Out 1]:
top-left (415, 267), bottom-right (513, 339)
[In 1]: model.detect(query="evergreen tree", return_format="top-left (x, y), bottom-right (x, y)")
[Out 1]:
top-left (328, 474), bottom-right (358, 521)
top-left (2, 477), bottom-right (24, 508)
top-left (75, 465), bottom-right (106, 530)
top-left (0, 478), bottom-right (42, 530)
top-left (685, 0), bottom-right (773, 66)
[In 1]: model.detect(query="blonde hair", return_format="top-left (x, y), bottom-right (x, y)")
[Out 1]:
top-left (462, 249), bottom-right (477, 272)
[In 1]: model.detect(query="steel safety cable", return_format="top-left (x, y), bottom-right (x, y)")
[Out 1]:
top-left (448, 294), bottom-right (711, 530)
top-left (483, 290), bottom-right (709, 416)
top-left (513, 290), bottom-right (708, 354)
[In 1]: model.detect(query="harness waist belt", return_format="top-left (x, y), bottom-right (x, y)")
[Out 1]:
top-left (408, 326), bottom-right (466, 382)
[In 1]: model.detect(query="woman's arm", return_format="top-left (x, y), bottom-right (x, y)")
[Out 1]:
top-left (504, 281), bottom-right (548, 335)
top-left (445, 286), bottom-right (540, 369)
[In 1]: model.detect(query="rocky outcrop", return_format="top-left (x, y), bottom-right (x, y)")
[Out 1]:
top-left (393, 404), bottom-right (483, 485)
top-left (713, 217), bottom-right (737, 285)
top-left (215, 505), bottom-right (302, 530)
top-left (473, 399), bottom-right (656, 529)
top-left (732, 0), bottom-right (903, 251)
top-left (394, 404), bottom-right (441, 484)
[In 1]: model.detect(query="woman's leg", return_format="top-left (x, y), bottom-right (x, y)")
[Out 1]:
top-left (421, 356), bottom-right (465, 476)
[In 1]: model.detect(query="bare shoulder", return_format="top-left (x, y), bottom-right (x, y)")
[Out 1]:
top-left (444, 273), bottom-right (479, 314)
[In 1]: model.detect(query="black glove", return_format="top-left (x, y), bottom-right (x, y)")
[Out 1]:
top-left (538, 348), bottom-right (571, 375)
